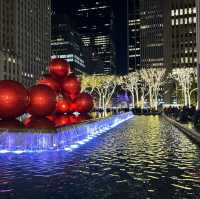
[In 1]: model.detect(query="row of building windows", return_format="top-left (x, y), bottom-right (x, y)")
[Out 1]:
top-left (171, 7), bottom-right (196, 16)
top-left (172, 17), bottom-right (196, 25)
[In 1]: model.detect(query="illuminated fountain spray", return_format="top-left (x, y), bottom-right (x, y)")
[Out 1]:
top-left (0, 112), bottom-right (133, 154)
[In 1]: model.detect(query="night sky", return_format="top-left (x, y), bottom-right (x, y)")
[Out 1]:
top-left (52, 0), bottom-right (128, 75)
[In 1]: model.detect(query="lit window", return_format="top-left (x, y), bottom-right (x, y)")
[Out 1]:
top-left (184, 8), bottom-right (187, 14)
top-left (172, 19), bottom-right (174, 26)
top-left (180, 18), bottom-right (183, 24)
top-left (185, 18), bottom-right (187, 24)
top-left (181, 57), bottom-right (184, 63)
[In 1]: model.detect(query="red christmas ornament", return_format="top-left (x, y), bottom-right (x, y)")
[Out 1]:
top-left (67, 102), bottom-right (77, 113)
top-left (23, 116), bottom-right (55, 129)
top-left (49, 58), bottom-right (71, 78)
top-left (53, 115), bottom-right (70, 127)
top-left (46, 115), bottom-right (55, 122)
top-left (76, 114), bottom-right (91, 122)
top-left (0, 80), bottom-right (29, 119)
top-left (37, 74), bottom-right (60, 92)
top-left (27, 85), bottom-right (57, 117)
top-left (68, 114), bottom-right (79, 124)
top-left (62, 76), bottom-right (81, 100)
top-left (74, 93), bottom-right (94, 113)
top-left (0, 119), bottom-right (23, 129)
top-left (67, 114), bottom-right (91, 125)
top-left (55, 98), bottom-right (70, 114)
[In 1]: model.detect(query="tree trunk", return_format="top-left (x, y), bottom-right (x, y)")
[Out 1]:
top-left (154, 94), bottom-right (158, 110)
top-left (131, 92), bottom-right (135, 108)
top-left (141, 95), bottom-right (144, 109)
top-left (98, 94), bottom-right (102, 109)
top-left (187, 91), bottom-right (191, 108)
top-left (149, 88), bottom-right (153, 108)
top-left (135, 89), bottom-right (139, 107)
top-left (183, 88), bottom-right (188, 106)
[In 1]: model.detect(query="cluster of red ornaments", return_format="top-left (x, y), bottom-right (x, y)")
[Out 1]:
top-left (0, 58), bottom-right (93, 129)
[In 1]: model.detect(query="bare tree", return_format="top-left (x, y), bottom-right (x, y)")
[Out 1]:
top-left (81, 75), bottom-right (121, 110)
top-left (170, 67), bottom-right (196, 107)
top-left (140, 68), bottom-right (166, 110)
top-left (123, 71), bottom-right (140, 108)
top-left (81, 74), bottom-right (99, 94)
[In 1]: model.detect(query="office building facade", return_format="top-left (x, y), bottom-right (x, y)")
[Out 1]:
top-left (171, 0), bottom-right (196, 68)
top-left (139, 0), bottom-right (171, 69)
top-left (75, 0), bottom-right (116, 74)
top-left (128, 0), bottom-right (140, 72)
top-left (51, 14), bottom-right (104, 75)
top-left (51, 14), bottom-right (87, 75)
top-left (0, 0), bottom-right (51, 87)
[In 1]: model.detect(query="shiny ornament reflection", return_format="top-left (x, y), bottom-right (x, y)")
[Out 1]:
top-left (49, 58), bottom-right (71, 78)
top-left (74, 93), bottom-right (94, 113)
top-left (37, 74), bottom-right (60, 92)
top-left (62, 76), bottom-right (81, 100)
top-left (53, 115), bottom-right (70, 127)
top-left (0, 80), bottom-right (29, 119)
top-left (55, 98), bottom-right (70, 114)
top-left (27, 85), bottom-right (57, 117)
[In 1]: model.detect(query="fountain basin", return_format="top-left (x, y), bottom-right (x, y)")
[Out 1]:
top-left (0, 112), bottom-right (133, 154)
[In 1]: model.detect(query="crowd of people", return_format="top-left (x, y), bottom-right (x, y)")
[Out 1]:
top-left (94, 106), bottom-right (200, 129)
top-left (164, 106), bottom-right (200, 128)
top-left (94, 107), bottom-right (161, 115)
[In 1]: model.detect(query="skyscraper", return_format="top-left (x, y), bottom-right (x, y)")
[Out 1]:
top-left (128, 0), bottom-right (140, 72)
top-left (51, 14), bottom-right (104, 75)
top-left (140, 0), bottom-right (171, 69)
top-left (0, 0), bottom-right (51, 87)
top-left (75, 0), bottom-right (116, 74)
top-left (171, 0), bottom-right (196, 68)
top-left (51, 14), bottom-right (88, 75)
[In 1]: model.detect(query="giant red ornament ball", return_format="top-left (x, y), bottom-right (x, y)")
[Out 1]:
top-left (37, 74), bottom-right (60, 92)
top-left (62, 76), bottom-right (81, 100)
top-left (23, 116), bottom-right (55, 129)
top-left (55, 98), bottom-right (70, 114)
top-left (68, 114), bottom-right (90, 124)
top-left (0, 80), bottom-right (29, 119)
top-left (49, 58), bottom-right (71, 78)
top-left (0, 119), bottom-right (23, 129)
top-left (27, 85), bottom-right (57, 117)
top-left (68, 102), bottom-right (77, 113)
top-left (74, 93), bottom-right (94, 113)
top-left (53, 115), bottom-right (70, 127)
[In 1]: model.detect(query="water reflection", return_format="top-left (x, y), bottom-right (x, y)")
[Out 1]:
top-left (0, 116), bottom-right (200, 199)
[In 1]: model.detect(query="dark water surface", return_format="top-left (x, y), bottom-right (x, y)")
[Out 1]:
top-left (0, 116), bottom-right (200, 199)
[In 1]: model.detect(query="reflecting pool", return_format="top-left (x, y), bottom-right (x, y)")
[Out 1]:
top-left (0, 116), bottom-right (200, 199)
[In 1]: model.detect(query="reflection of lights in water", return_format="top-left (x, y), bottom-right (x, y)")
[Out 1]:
top-left (0, 112), bottom-right (133, 154)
